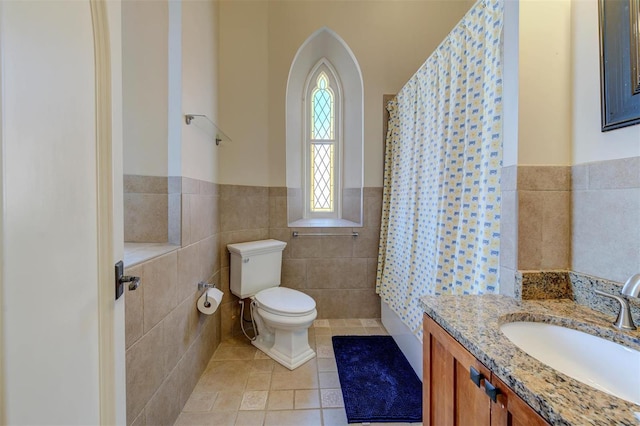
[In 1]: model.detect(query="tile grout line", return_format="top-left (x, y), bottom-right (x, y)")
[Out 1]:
top-left (176, 319), bottom-right (396, 426)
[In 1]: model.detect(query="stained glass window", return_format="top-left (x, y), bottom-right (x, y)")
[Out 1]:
top-left (311, 73), bottom-right (334, 140)
top-left (309, 72), bottom-right (335, 212)
top-left (310, 143), bottom-right (334, 212)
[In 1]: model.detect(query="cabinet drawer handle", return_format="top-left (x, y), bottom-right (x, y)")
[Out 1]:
top-left (470, 366), bottom-right (483, 387)
top-left (484, 381), bottom-right (500, 402)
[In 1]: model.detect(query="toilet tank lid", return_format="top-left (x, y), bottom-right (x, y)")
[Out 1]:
top-left (227, 239), bottom-right (287, 257)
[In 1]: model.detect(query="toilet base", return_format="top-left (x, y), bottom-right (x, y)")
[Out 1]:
top-left (253, 338), bottom-right (316, 370)
top-left (250, 304), bottom-right (317, 370)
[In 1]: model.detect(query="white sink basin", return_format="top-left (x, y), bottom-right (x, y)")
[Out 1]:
top-left (500, 321), bottom-right (640, 405)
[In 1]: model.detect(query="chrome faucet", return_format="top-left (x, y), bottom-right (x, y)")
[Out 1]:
top-left (594, 274), bottom-right (640, 331)
top-left (621, 273), bottom-right (640, 298)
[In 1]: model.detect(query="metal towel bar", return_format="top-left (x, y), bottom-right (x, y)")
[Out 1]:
top-left (292, 231), bottom-right (358, 238)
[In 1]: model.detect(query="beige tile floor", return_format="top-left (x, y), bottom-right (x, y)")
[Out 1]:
top-left (174, 319), bottom-right (422, 426)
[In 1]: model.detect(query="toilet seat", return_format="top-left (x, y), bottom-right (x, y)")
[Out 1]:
top-left (254, 287), bottom-right (316, 317)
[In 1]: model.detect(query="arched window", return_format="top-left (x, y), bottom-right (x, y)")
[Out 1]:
top-left (286, 27), bottom-right (363, 227)
top-left (305, 64), bottom-right (341, 217)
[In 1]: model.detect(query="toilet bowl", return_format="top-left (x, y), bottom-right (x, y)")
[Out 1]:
top-left (227, 240), bottom-right (317, 370)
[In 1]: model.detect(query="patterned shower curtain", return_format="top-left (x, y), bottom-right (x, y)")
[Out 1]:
top-left (376, 0), bottom-right (503, 340)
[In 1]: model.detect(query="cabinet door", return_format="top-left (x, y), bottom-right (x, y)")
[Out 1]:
top-left (424, 314), bottom-right (491, 426)
top-left (490, 375), bottom-right (549, 426)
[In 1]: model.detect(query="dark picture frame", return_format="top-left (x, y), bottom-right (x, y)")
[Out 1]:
top-left (599, 0), bottom-right (640, 131)
top-left (631, 0), bottom-right (640, 94)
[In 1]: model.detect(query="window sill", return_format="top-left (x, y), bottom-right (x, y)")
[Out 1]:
top-left (288, 218), bottom-right (362, 228)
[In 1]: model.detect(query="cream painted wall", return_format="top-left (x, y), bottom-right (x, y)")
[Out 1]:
top-left (219, 1), bottom-right (270, 186)
top-left (571, 0), bottom-right (640, 164)
top-left (123, 0), bottom-right (219, 183)
top-left (122, 0), bottom-right (169, 177)
top-left (181, 0), bottom-right (219, 183)
top-left (219, 0), bottom-right (474, 187)
top-left (517, 0), bottom-right (573, 166)
top-left (499, 0), bottom-right (639, 168)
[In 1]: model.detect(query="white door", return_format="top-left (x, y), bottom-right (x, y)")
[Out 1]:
top-left (0, 1), bottom-right (126, 424)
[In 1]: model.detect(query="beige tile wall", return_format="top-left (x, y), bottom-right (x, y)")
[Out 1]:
top-left (286, 187), bottom-right (303, 223)
top-left (500, 157), bottom-right (639, 295)
top-left (124, 175), bottom-right (183, 244)
top-left (272, 187), bottom-right (382, 320)
top-left (218, 185), bottom-right (271, 340)
top-left (342, 187), bottom-right (363, 224)
top-left (124, 177), bottom-right (222, 426)
top-left (124, 181), bottom-right (383, 423)
top-left (572, 157), bottom-right (640, 283)
top-left (499, 166), bottom-right (518, 297)
top-left (217, 185), bottom-right (383, 340)
top-left (500, 165), bottom-right (572, 296)
top-left (517, 165), bottom-right (572, 271)
top-left (124, 175), bottom-right (168, 243)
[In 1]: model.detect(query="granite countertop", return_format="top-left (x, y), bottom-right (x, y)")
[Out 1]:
top-left (419, 294), bottom-right (640, 426)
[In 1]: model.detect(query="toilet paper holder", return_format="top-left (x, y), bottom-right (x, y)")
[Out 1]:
top-left (197, 281), bottom-right (217, 308)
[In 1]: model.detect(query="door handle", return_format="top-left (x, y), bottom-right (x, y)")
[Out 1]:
top-left (115, 260), bottom-right (141, 300)
top-left (121, 275), bottom-right (141, 291)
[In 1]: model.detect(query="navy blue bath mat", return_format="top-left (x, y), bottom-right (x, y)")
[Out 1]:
top-left (332, 335), bottom-right (422, 423)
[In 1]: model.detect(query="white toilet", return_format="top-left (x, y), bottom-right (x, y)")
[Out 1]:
top-left (227, 239), bottom-right (317, 370)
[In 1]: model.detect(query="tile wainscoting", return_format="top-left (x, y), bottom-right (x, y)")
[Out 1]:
top-left (124, 177), bottom-right (222, 426)
top-left (123, 180), bottom-right (383, 425)
top-left (218, 186), bottom-right (383, 339)
top-left (499, 156), bottom-right (639, 296)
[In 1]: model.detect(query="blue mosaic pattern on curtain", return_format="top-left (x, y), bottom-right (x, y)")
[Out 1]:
top-left (376, 0), bottom-right (504, 341)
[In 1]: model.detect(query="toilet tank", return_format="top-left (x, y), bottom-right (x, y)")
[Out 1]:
top-left (227, 239), bottom-right (287, 299)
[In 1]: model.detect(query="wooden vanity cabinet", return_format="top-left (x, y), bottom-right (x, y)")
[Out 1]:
top-left (423, 314), bottom-right (549, 426)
